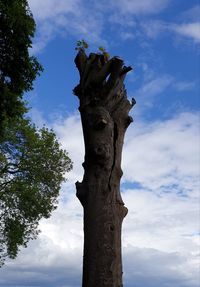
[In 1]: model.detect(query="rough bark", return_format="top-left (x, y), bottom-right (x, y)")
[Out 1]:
top-left (74, 49), bottom-right (136, 287)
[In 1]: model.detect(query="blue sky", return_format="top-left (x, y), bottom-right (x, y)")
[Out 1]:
top-left (0, 0), bottom-right (200, 286)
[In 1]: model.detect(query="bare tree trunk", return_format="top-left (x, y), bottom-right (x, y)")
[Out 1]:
top-left (74, 50), bottom-right (135, 287)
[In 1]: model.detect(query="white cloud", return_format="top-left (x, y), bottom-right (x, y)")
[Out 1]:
top-left (28, 0), bottom-right (104, 53)
top-left (108, 13), bottom-right (136, 27)
top-left (28, 0), bottom-right (79, 21)
top-left (106, 0), bottom-right (170, 15)
top-left (28, 0), bottom-right (78, 53)
top-left (131, 74), bottom-right (197, 118)
top-left (0, 111), bottom-right (199, 286)
top-left (27, 2), bottom-right (200, 61)
top-left (138, 18), bottom-right (200, 45)
top-left (123, 189), bottom-right (199, 253)
top-left (27, 0), bottom-right (200, 54)
top-left (180, 5), bottom-right (200, 22)
top-left (28, 107), bottom-right (48, 127)
top-left (173, 81), bottom-right (196, 92)
top-left (123, 112), bottom-right (200, 195)
top-left (27, 0), bottom-right (172, 54)
top-left (52, 113), bottom-right (85, 183)
top-left (137, 75), bottom-right (173, 98)
top-left (172, 22), bottom-right (200, 43)
top-left (133, 75), bottom-right (174, 110)
top-left (123, 246), bottom-right (199, 287)
top-left (140, 20), bottom-right (167, 39)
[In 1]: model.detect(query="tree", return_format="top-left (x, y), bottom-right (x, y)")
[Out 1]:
top-left (0, 0), bottom-right (43, 137)
top-left (0, 118), bottom-right (73, 266)
top-left (0, 0), bottom-right (73, 266)
top-left (74, 47), bottom-right (135, 286)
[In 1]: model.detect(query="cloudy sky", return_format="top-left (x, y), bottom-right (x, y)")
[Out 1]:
top-left (0, 0), bottom-right (200, 286)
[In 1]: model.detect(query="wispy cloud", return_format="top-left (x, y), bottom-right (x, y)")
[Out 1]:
top-left (135, 75), bottom-right (173, 103)
top-left (172, 22), bottom-right (200, 44)
top-left (139, 20), bottom-right (168, 39)
top-left (107, 3), bottom-right (200, 46)
top-left (28, 0), bottom-right (79, 21)
top-left (28, 0), bottom-right (105, 53)
top-left (28, 0), bottom-right (200, 54)
top-left (131, 72), bottom-right (197, 118)
top-left (138, 19), bottom-right (200, 45)
top-left (27, 0), bottom-right (172, 54)
top-left (105, 0), bottom-right (170, 15)
top-left (173, 81), bottom-right (196, 92)
top-left (180, 5), bottom-right (200, 22)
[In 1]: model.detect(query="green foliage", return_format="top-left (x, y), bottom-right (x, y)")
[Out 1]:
top-left (75, 40), bottom-right (111, 63)
top-left (98, 46), bottom-right (105, 52)
top-left (74, 40), bottom-right (111, 62)
top-left (75, 39), bottom-right (89, 52)
top-left (0, 0), bottom-right (73, 267)
top-left (98, 46), bottom-right (110, 62)
top-left (0, 0), bottom-right (43, 134)
top-left (0, 118), bottom-right (73, 266)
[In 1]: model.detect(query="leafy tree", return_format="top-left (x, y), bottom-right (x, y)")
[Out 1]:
top-left (0, 118), bottom-right (73, 266)
top-left (0, 0), bottom-right (43, 136)
top-left (0, 0), bottom-right (73, 266)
